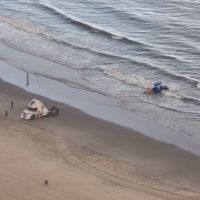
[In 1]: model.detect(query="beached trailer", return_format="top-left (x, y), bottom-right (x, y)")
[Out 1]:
top-left (21, 99), bottom-right (59, 120)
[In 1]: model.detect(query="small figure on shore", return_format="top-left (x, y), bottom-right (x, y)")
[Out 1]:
top-left (44, 180), bottom-right (48, 185)
top-left (26, 72), bottom-right (29, 87)
top-left (11, 100), bottom-right (14, 109)
top-left (5, 110), bottom-right (8, 118)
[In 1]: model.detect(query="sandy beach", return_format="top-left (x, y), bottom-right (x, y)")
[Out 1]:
top-left (0, 79), bottom-right (200, 200)
top-left (1, 1), bottom-right (200, 199)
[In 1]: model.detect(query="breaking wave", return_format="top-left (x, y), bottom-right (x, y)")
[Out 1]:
top-left (0, 14), bottom-right (200, 91)
top-left (35, 2), bottom-right (149, 46)
top-left (102, 68), bottom-right (200, 106)
top-left (0, 13), bottom-right (200, 111)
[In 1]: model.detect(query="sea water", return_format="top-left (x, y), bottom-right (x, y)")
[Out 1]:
top-left (0, 0), bottom-right (200, 151)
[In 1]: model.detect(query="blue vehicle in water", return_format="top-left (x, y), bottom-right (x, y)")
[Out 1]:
top-left (146, 82), bottom-right (169, 94)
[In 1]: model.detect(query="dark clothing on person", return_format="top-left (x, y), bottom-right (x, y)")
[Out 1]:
top-left (5, 110), bottom-right (8, 118)
top-left (11, 101), bottom-right (14, 109)
top-left (26, 73), bottom-right (29, 87)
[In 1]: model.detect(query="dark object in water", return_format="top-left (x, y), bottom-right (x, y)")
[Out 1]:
top-left (152, 86), bottom-right (162, 93)
top-left (145, 82), bottom-right (169, 94)
top-left (160, 85), bottom-right (169, 90)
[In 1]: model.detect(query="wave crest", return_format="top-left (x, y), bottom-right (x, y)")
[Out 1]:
top-left (36, 2), bottom-right (149, 46)
top-left (0, 15), bottom-right (44, 34)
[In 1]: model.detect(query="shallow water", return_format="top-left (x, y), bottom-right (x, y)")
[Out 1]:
top-left (0, 0), bottom-right (200, 145)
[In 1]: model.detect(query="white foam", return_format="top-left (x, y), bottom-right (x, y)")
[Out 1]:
top-left (103, 69), bottom-right (151, 88)
top-left (0, 15), bottom-right (44, 34)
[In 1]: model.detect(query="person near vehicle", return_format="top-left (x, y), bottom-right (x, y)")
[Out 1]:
top-left (11, 100), bottom-right (14, 109)
top-left (5, 110), bottom-right (8, 118)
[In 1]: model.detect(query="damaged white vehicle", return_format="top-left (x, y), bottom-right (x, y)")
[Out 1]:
top-left (21, 99), bottom-right (59, 120)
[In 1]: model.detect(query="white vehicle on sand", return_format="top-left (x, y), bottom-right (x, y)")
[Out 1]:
top-left (21, 99), bottom-right (59, 120)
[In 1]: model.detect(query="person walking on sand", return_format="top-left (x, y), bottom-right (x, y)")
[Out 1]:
top-left (44, 180), bottom-right (48, 185)
top-left (5, 110), bottom-right (8, 118)
top-left (11, 100), bottom-right (14, 109)
top-left (26, 72), bottom-right (29, 87)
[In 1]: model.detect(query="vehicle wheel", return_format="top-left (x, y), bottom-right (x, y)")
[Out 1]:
top-left (30, 115), bottom-right (35, 120)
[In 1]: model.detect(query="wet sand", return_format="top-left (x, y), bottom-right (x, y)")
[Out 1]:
top-left (0, 79), bottom-right (200, 200)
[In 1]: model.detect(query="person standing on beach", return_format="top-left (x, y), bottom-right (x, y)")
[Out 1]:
top-left (5, 110), bottom-right (8, 118)
top-left (44, 180), bottom-right (48, 185)
top-left (11, 100), bottom-right (14, 109)
top-left (26, 72), bottom-right (29, 87)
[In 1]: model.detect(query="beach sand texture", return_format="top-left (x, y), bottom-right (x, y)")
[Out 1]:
top-left (0, 80), bottom-right (200, 200)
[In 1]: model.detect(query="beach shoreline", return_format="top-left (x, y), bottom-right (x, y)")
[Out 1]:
top-left (0, 61), bottom-right (200, 156)
top-left (1, 1), bottom-right (200, 198)
top-left (0, 78), bottom-right (200, 199)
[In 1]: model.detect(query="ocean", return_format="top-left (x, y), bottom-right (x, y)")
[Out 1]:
top-left (0, 0), bottom-right (200, 147)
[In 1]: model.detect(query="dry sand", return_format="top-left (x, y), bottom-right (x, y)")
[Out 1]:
top-left (0, 80), bottom-right (200, 200)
